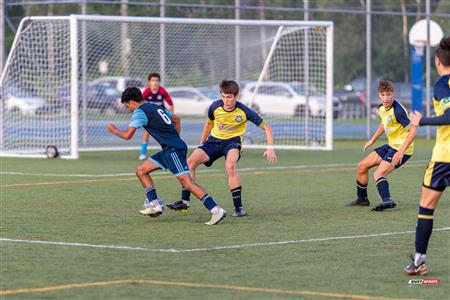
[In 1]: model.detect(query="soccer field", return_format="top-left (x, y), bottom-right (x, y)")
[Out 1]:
top-left (1, 139), bottom-right (449, 300)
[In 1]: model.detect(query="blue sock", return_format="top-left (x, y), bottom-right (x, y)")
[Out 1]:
top-left (375, 177), bottom-right (391, 202)
top-left (145, 186), bottom-right (158, 201)
top-left (415, 206), bottom-right (434, 255)
top-left (230, 186), bottom-right (242, 209)
top-left (181, 188), bottom-right (191, 202)
top-left (201, 194), bottom-right (217, 211)
top-left (140, 143), bottom-right (148, 156)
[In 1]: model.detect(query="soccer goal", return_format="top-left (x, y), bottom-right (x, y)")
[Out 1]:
top-left (0, 15), bottom-right (333, 158)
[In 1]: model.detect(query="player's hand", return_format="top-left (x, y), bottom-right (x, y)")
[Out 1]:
top-left (363, 140), bottom-right (374, 152)
top-left (263, 147), bottom-right (277, 164)
top-left (391, 151), bottom-right (404, 167)
top-left (410, 111), bottom-right (422, 127)
top-left (107, 123), bottom-right (117, 133)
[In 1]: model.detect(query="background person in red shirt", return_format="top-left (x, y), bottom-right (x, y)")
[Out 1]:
top-left (139, 72), bottom-right (174, 160)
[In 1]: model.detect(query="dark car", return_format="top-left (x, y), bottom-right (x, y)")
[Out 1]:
top-left (334, 77), bottom-right (381, 118)
top-left (55, 84), bottom-right (121, 113)
top-left (359, 82), bottom-right (430, 117)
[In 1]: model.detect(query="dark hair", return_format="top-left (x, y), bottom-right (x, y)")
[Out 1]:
top-left (121, 87), bottom-right (143, 103)
top-left (377, 79), bottom-right (394, 93)
top-left (148, 72), bottom-right (161, 81)
top-left (219, 80), bottom-right (239, 96)
top-left (435, 36), bottom-right (450, 67)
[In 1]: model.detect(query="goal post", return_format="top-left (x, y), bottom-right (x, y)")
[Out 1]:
top-left (0, 15), bottom-right (334, 158)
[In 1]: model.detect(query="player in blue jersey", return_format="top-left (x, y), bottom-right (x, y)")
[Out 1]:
top-left (108, 87), bottom-right (226, 225)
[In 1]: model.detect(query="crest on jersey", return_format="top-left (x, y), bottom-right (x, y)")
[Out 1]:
top-left (157, 95), bottom-right (162, 100)
top-left (235, 115), bottom-right (243, 122)
top-left (387, 115), bottom-right (393, 123)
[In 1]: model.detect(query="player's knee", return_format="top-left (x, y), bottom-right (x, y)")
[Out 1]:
top-left (135, 165), bottom-right (146, 177)
top-left (187, 157), bottom-right (196, 168)
top-left (177, 175), bottom-right (191, 189)
top-left (225, 163), bottom-right (238, 175)
top-left (357, 161), bottom-right (368, 173)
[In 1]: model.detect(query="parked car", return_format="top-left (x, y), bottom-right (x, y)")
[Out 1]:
top-left (240, 81), bottom-right (340, 117)
top-left (55, 84), bottom-right (121, 113)
top-left (90, 76), bottom-right (146, 92)
top-left (5, 87), bottom-right (49, 115)
top-left (166, 87), bottom-right (213, 116)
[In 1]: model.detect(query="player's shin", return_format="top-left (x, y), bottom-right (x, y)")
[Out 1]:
top-left (181, 188), bottom-right (191, 203)
top-left (230, 186), bottom-right (243, 209)
top-left (375, 177), bottom-right (391, 202)
top-left (356, 180), bottom-right (368, 200)
top-left (414, 206), bottom-right (434, 266)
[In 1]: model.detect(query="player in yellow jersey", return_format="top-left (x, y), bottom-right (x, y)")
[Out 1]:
top-left (404, 37), bottom-right (450, 275)
top-left (167, 80), bottom-right (277, 216)
top-left (345, 80), bottom-right (417, 211)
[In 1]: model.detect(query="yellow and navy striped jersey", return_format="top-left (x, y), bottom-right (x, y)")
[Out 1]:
top-left (431, 75), bottom-right (450, 162)
top-left (208, 100), bottom-right (265, 140)
top-left (378, 100), bottom-right (414, 155)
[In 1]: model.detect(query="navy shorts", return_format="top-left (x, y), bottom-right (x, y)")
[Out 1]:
top-left (374, 144), bottom-right (411, 168)
top-left (149, 148), bottom-right (190, 176)
top-left (199, 136), bottom-right (242, 167)
top-left (423, 161), bottom-right (450, 192)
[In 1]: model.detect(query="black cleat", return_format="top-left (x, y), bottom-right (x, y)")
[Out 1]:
top-left (232, 207), bottom-right (248, 217)
top-left (345, 198), bottom-right (370, 206)
top-left (166, 200), bottom-right (189, 212)
top-left (371, 200), bottom-right (397, 211)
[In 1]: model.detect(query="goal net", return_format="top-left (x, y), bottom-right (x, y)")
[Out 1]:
top-left (0, 15), bottom-right (333, 158)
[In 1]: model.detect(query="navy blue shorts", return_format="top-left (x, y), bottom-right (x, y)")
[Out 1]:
top-left (374, 144), bottom-right (411, 168)
top-left (198, 136), bottom-right (242, 167)
top-left (149, 148), bottom-right (190, 176)
top-left (423, 161), bottom-right (450, 191)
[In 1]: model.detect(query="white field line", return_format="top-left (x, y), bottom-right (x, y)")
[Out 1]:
top-left (1, 227), bottom-right (448, 254)
top-left (0, 160), bottom-right (429, 178)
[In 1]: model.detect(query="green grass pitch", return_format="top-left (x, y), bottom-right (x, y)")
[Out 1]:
top-left (1, 139), bottom-right (449, 299)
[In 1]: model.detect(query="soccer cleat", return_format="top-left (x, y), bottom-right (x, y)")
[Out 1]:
top-left (205, 207), bottom-right (227, 225)
top-left (404, 255), bottom-right (429, 275)
top-left (232, 207), bottom-right (247, 217)
top-left (139, 200), bottom-right (164, 217)
top-left (166, 200), bottom-right (189, 212)
top-left (345, 198), bottom-right (370, 206)
top-left (371, 200), bottom-right (397, 211)
top-left (138, 154), bottom-right (147, 161)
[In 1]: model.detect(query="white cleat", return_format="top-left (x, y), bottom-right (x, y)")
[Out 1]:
top-left (138, 154), bottom-right (147, 161)
top-left (205, 207), bottom-right (227, 225)
top-left (139, 201), bottom-right (164, 217)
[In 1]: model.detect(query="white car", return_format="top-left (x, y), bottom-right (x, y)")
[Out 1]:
top-left (166, 87), bottom-right (213, 116)
top-left (90, 76), bottom-right (146, 92)
top-left (6, 87), bottom-right (49, 115)
top-left (240, 81), bottom-right (337, 117)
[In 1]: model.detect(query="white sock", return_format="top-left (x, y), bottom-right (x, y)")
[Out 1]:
top-left (182, 200), bottom-right (190, 206)
top-left (414, 253), bottom-right (426, 266)
top-left (211, 206), bottom-right (220, 214)
top-left (150, 199), bottom-right (160, 207)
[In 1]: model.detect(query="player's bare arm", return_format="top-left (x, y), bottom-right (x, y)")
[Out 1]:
top-left (364, 124), bottom-right (384, 151)
top-left (200, 121), bottom-right (213, 144)
top-left (108, 123), bottom-right (137, 140)
top-left (262, 123), bottom-right (277, 163)
top-left (391, 126), bottom-right (417, 166)
top-left (171, 114), bottom-right (181, 134)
